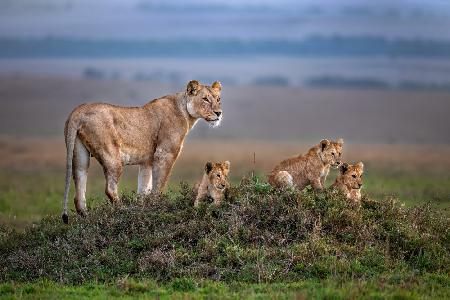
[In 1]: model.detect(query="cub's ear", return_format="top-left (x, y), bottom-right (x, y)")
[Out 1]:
top-left (223, 160), bottom-right (230, 171)
top-left (356, 162), bottom-right (364, 170)
top-left (205, 162), bottom-right (213, 174)
top-left (337, 138), bottom-right (344, 145)
top-left (320, 139), bottom-right (330, 151)
top-left (211, 81), bottom-right (222, 93)
top-left (187, 80), bottom-right (201, 95)
top-left (339, 162), bottom-right (349, 174)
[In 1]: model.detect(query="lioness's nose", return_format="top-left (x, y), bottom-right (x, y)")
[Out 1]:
top-left (214, 111), bottom-right (222, 117)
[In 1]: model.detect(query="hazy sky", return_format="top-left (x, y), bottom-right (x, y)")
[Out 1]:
top-left (1, 0), bottom-right (450, 40)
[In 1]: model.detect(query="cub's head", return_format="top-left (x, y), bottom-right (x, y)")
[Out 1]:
top-left (318, 138), bottom-right (344, 167)
top-left (185, 80), bottom-right (223, 126)
top-left (338, 162), bottom-right (364, 190)
top-left (204, 161), bottom-right (230, 191)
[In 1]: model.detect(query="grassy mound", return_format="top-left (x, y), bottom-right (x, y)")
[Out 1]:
top-left (1, 178), bottom-right (449, 285)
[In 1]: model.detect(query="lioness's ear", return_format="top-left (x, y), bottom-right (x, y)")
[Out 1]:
top-left (205, 162), bottom-right (213, 174)
top-left (320, 139), bottom-right (330, 151)
top-left (356, 162), bottom-right (364, 170)
top-left (223, 160), bottom-right (230, 170)
top-left (211, 81), bottom-right (222, 93)
top-left (337, 138), bottom-right (344, 145)
top-left (187, 80), bottom-right (201, 95)
top-left (340, 162), bottom-right (349, 174)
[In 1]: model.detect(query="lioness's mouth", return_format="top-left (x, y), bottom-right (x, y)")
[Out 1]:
top-left (206, 116), bottom-right (222, 127)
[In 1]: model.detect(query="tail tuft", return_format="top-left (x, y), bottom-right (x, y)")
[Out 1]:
top-left (62, 213), bottom-right (69, 224)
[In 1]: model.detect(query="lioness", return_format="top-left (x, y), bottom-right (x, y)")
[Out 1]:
top-left (62, 80), bottom-right (223, 223)
top-left (268, 139), bottom-right (344, 190)
top-left (194, 161), bottom-right (230, 207)
top-left (332, 162), bottom-right (364, 203)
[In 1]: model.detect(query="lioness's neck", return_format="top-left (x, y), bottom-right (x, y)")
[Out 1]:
top-left (177, 92), bottom-right (199, 128)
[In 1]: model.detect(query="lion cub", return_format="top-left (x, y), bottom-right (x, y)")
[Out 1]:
top-left (268, 139), bottom-right (344, 190)
top-left (194, 161), bottom-right (230, 206)
top-left (332, 162), bottom-right (364, 203)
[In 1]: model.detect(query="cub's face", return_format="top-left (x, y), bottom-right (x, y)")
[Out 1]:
top-left (205, 161), bottom-right (230, 191)
top-left (186, 80), bottom-right (223, 126)
top-left (339, 162), bottom-right (364, 190)
top-left (319, 138), bottom-right (344, 167)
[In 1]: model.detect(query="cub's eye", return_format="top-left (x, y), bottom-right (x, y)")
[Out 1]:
top-left (352, 175), bottom-right (357, 178)
top-left (332, 152), bottom-right (336, 156)
top-left (203, 97), bottom-right (210, 103)
top-left (217, 97), bottom-right (221, 102)
top-left (217, 174), bottom-right (221, 178)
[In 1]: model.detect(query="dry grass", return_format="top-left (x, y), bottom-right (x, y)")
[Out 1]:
top-left (2, 137), bottom-right (450, 174)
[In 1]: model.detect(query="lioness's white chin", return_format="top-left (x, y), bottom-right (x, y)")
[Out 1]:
top-left (207, 118), bottom-right (222, 128)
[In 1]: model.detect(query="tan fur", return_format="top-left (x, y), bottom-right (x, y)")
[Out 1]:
top-left (268, 138), bottom-right (344, 190)
top-left (62, 80), bottom-right (223, 223)
top-left (332, 162), bottom-right (364, 203)
top-left (194, 161), bottom-right (230, 206)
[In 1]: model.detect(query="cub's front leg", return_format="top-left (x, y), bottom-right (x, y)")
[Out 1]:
top-left (319, 166), bottom-right (330, 187)
top-left (310, 178), bottom-right (324, 190)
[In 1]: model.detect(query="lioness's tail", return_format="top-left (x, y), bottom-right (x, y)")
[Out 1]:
top-left (62, 114), bottom-right (79, 224)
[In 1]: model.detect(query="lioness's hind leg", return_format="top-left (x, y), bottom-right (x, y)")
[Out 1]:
top-left (103, 163), bottom-right (122, 204)
top-left (73, 138), bottom-right (90, 216)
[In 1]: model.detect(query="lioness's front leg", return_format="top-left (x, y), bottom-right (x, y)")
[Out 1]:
top-left (152, 145), bottom-right (182, 192)
top-left (138, 162), bottom-right (153, 194)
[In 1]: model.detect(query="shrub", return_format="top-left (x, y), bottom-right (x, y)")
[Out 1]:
top-left (0, 178), bottom-right (448, 284)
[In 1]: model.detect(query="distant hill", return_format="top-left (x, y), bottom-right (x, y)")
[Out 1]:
top-left (1, 36), bottom-right (450, 58)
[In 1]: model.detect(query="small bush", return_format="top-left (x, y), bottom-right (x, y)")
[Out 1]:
top-left (0, 178), bottom-right (448, 284)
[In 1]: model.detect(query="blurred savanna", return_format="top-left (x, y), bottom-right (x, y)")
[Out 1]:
top-left (0, 0), bottom-right (449, 298)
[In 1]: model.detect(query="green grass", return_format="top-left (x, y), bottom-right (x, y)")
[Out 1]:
top-left (1, 275), bottom-right (450, 299)
top-left (361, 166), bottom-right (450, 207)
top-left (0, 168), bottom-right (137, 228)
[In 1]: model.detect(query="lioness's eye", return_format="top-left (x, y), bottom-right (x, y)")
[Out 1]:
top-left (332, 152), bottom-right (335, 156)
top-left (217, 174), bottom-right (221, 178)
top-left (203, 97), bottom-right (210, 103)
top-left (352, 175), bottom-right (356, 178)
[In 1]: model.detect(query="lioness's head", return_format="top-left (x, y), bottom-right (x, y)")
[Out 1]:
top-left (185, 80), bottom-right (223, 126)
top-left (204, 161), bottom-right (230, 191)
top-left (338, 162), bottom-right (364, 190)
top-left (318, 138), bottom-right (344, 167)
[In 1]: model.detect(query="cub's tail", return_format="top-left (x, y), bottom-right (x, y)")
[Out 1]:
top-left (268, 171), bottom-right (294, 188)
